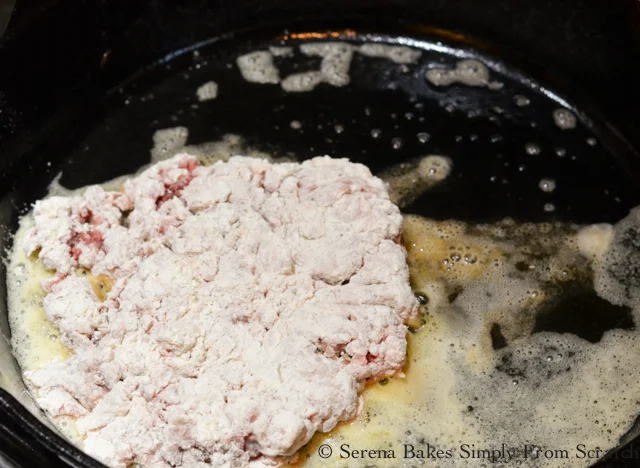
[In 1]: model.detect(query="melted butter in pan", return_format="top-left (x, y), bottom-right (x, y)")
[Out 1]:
top-left (11, 211), bottom-right (640, 468)
top-left (8, 219), bottom-right (73, 372)
top-left (79, 269), bottom-right (114, 303)
top-left (8, 156), bottom-right (640, 467)
top-left (296, 215), bottom-right (640, 468)
top-left (8, 221), bottom-right (116, 445)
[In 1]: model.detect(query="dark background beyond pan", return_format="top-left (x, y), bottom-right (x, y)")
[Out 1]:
top-left (1, 1), bottom-right (640, 467)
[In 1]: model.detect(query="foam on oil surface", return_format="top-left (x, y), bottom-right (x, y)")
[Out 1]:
top-left (356, 44), bottom-right (422, 64)
top-left (281, 42), bottom-right (354, 92)
top-left (295, 216), bottom-right (640, 468)
top-left (553, 108), bottom-right (577, 130)
top-left (150, 131), bottom-right (275, 165)
top-left (426, 59), bottom-right (503, 89)
top-left (6, 49), bottom-right (640, 463)
top-left (238, 42), bottom-right (421, 93)
top-left (9, 159), bottom-right (640, 467)
top-left (380, 155), bottom-right (453, 207)
top-left (236, 50), bottom-right (280, 84)
top-left (196, 80), bottom-right (218, 101)
top-left (593, 208), bottom-right (640, 312)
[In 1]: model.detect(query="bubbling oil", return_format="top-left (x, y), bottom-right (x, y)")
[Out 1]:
top-left (7, 147), bottom-right (640, 467)
top-left (294, 215), bottom-right (640, 468)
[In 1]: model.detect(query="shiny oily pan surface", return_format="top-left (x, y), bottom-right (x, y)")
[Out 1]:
top-left (5, 28), bottom-right (640, 468)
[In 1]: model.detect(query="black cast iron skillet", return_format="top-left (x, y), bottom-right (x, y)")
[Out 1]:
top-left (1, 1), bottom-right (640, 467)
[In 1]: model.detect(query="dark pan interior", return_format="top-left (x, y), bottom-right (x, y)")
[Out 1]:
top-left (7, 28), bottom-right (640, 221)
top-left (1, 2), bottom-right (640, 467)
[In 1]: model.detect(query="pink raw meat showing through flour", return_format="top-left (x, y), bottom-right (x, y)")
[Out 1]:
top-left (23, 154), bottom-right (419, 468)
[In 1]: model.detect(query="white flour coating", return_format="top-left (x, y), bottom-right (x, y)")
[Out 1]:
top-left (19, 154), bottom-right (419, 468)
top-left (196, 81), bottom-right (218, 101)
top-left (281, 43), bottom-right (354, 93)
top-left (356, 44), bottom-right (422, 64)
top-left (426, 59), bottom-right (501, 89)
top-left (552, 108), bottom-right (577, 130)
top-left (236, 51), bottom-right (280, 84)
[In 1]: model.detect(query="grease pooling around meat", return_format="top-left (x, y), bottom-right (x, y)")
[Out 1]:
top-left (8, 154), bottom-right (419, 468)
top-left (294, 216), bottom-right (640, 468)
top-left (8, 148), bottom-right (640, 468)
